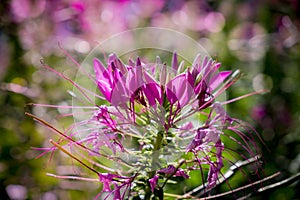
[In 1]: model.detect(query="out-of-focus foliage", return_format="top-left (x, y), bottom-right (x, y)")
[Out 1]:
top-left (0, 0), bottom-right (299, 199)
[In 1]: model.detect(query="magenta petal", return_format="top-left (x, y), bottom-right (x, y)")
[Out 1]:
top-left (93, 106), bottom-right (116, 129)
top-left (94, 58), bottom-right (106, 81)
top-left (97, 80), bottom-right (112, 101)
top-left (111, 65), bottom-right (145, 106)
top-left (143, 72), bottom-right (163, 106)
top-left (202, 58), bottom-right (214, 78)
top-left (94, 58), bottom-right (112, 101)
top-left (111, 77), bottom-right (128, 106)
top-left (207, 166), bottom-right (218, 188)
top-left (99, 173), bottom-right (113, 192)
top-left (136, 57), bottom-right (142, 67)
top-left (200, 56), bottom-right (209, 72)
top-left (209, 71), bottom-right (231, 90)
top-left (157, 166), bottom-right (189, 179)
top-left (149, 175), bottom-right (159, 193)
top-left (135, 65), bottom-right (143, 88)
top-left (192, 54), bottom-right (201, 67)
top-left (194, 79), bottom-right (208, 95)
top-left (186, 70), bottom-right (195, 87)
top-left (143, 83), bottom-right (162, 106)
top-left (115, 58), bottom-right (127, 74)
top-left (107, 53), bottom-right (117, 65)
top-left (71, 2), bottom-right (85, 13)
top-left (172, 52), bottom-right (178, 71)
top-left (186, 129), bottom-right (207, 152)
top-left (126, 68), bottom-right (137, 95)
top-left (111, 67), bottom-right (135, 106)
top-left (175, 169), bottom-right (189, 179)
top-left (113, 183), bottom-right (121, 200)
top-left (158, 165), bottom-right (176, 174)
top-left (166, 74), bottom-right (195, 108)
top-left (126, 66), bottom-right (143, 94)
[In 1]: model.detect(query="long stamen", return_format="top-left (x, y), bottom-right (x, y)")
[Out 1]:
top-left (49, 139), bottom-right (99, 175)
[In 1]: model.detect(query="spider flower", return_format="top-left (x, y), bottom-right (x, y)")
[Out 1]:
top-left (34, 52), bottom-right (262, 199)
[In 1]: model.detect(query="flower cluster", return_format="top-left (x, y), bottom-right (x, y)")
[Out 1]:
top-left (35, 52), bottom-right (261, 199)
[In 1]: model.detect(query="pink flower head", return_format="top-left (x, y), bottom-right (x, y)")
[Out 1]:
top-left (94, 52), bottom-right (231, 113)
top-left (33, 51), bottom-right (263, 199)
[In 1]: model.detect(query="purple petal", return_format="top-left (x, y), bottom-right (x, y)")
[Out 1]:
top-left (94, 58), bottom-right (112, 101)
top-left (99, 173), bottom-right (114, 192)
top-left (143, 83), bottom-right (162, 106)
top-left (194, 80), bottom-right (208, 95)
top-left (94, 59), bottom-right (106, 80)
top-left (175, 169), bottom-right (189, 179)
top-left (158, 166), bottom-right (189, 179)
top-left (110, 66), bottom-right (136, 106)
top-left (186, 129), bottom-right (207, 152)
top-left (108, 53), bottom-right (117, 65)
top-left (111, 76), bottom-right (128, 106)
top-left (216, 140), bottom-right (224, 167)
top-left (206, 139), bottom-right (224, 188)
top-left (158, 165), bottom-right (176, 174)
top-left (135, 64), bottom-right (143, 87)
top-left (126, 66), bottom-right (143, 95)
top-left (166, 74), bottom-right (195, 108)
top-left (207, 165), bottom-right (218, 188)
top-left (192, 53), bottom-right (201, 68)
top-left (113, 183), bottom-right (121, 200)
top-left (97, 80), bottom-right (113, 102)
top-left (200, 56), bottom-right (209, 72)
top-left (149, 175), bottom-right (159, 193)
top-left (115, 58), bottom-right (127, 74)
top-left (209, 71), bottom-right (231, 90)
top-left (160, 63), bottom-right (167, 86)
top-left (172, 52), bottom-right (178, 71)
top-left (202, 58), bottom-right (214, 78)
top-left (129, 58), bottom-right (135, 67)
top-left (93, 106), bottom-right (116, 129)
top-left (136, 57), bottom-right (142, 67)
top-left (186, 70), bottom-right (195, 87)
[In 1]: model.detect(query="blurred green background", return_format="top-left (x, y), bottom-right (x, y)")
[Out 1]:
top-left (0, 0), bottom-right (299, 199)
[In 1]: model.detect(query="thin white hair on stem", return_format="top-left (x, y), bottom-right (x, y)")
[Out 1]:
top-left (257, 172), bottom-right (300, 193)
top-left (197, 171), bottom-right (281, 199)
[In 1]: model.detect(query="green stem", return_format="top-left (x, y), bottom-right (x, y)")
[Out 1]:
top-left (145, 130), bottom-right (164, 199)
top-left (151, 130), bottom-right (164, 171)
top-left (145, 187), bottom-right (152, 200)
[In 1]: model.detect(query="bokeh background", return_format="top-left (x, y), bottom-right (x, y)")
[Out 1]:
top-left (0, 0), bottom-right (299, 199)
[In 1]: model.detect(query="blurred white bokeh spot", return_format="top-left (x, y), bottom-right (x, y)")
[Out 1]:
top-left (252, 73), bottom-right (273, 92)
